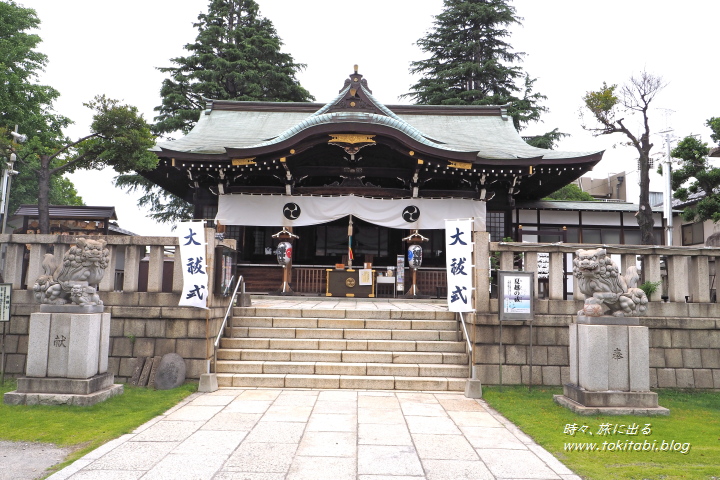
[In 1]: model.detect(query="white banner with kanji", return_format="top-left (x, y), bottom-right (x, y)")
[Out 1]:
top-left (177, 221), bottom-right (209, 309)
top-left (445, 219), bottom-right (474, 312)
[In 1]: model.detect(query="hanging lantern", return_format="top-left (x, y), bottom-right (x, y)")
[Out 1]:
top-left (276, 242), bottom-right (292, 266)
top-left (407, 244), bottom-right (423, 269)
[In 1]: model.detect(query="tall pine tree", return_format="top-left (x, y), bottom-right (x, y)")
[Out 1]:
top-left (118, 0), bottom-right (314, 223)
top-left (153, 0), bottom-right (313, 136)
top-left (406, 0), bottom-right (562, 147)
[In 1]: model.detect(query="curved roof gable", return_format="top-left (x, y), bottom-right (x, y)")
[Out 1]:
top-left (154, 68), bottom-right (601, 165)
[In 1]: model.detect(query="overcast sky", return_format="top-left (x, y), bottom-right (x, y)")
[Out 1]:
top-left (19, 0), bottom-right (720, 235)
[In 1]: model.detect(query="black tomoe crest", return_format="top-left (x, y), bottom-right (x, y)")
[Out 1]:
top-left (283, 203), bottom-right (301, 220)
top-left (402, 205), bottom-right (420, 222)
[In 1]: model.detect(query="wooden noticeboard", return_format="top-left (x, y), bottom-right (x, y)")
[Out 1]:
top-left (326, 269), bottom-right (375, 297)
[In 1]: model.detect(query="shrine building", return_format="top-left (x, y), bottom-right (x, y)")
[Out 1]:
top-left (146, 68), bottom-right (604, 293)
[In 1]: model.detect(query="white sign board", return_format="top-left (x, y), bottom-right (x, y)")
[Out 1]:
top-left (445, 219), bottom-right (474, 312)
top-left (498, 271), bottom-right (535, 321)
top-left (177, 221), bottom-right (209, 309)
top-left (0, 284), bottom-right (11, 322)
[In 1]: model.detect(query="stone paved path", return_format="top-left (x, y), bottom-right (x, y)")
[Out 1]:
top-left (48, 388), bottom-right (579, 480)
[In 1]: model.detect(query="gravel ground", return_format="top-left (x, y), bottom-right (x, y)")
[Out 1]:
top-left (0, 441), bottom-right (72, 480)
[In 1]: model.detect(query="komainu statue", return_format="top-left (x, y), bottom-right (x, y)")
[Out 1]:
top-left (33, 238), bottom-right (109, 306)
top-left (573, 248), bottom-right (648, 317)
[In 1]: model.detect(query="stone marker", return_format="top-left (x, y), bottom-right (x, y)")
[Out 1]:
top-left (154, 353), bottom-right (186, 390)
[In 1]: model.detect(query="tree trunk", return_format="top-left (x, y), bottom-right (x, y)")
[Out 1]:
top-left (37, 154), bottom-right (51, 234)
top-left (637, 154), bottom-right (655, 245)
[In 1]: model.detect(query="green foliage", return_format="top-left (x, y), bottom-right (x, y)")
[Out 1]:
top-left (544, 184), bottom-right (594, 201)
top-left (483, 386), bottom-right (720, 480)
top-left (671, 127), bottom-right (720, 223)
top-left (639, 280), bottom-right (661, 297)
top-left (524, 128), bottom-right (569, 150)
top-left (707, 117), bottom-right (720, 144)
top-left (0, 379), bottom-right (196, 472)
top-left (114, 174), bottom-right (193, 224)
top-left (581, 82), bottom-right (618, 128)
top-left (0, 1), bottom-right (78, 213)
top-left (154, 0), bottom-right (313, 136)
top-left (405, 0), bottom-right (559, 139)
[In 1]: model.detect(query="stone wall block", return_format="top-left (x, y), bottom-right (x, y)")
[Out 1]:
top-left (649, 368), bottom-right (658, 388)
top-left (5, 354), bottom-right (25, 374)
top-left (110, 319), bottom-right (125, 337)
top-left (111, 337), bottom-right (134, 357)
top-left (477, 364), bottom-right (500, 384)
top-left (649, 329), bottom-right (671, 348)
top-left (123, 319), bottom-right (146, 338)
top-left (26, 312), bottom-right (52, 377)
top-left (691, 330), bottom-right (719, 349)
top-left (166, 320), bottom-right (189, 338)
top-left (649, 348), bottom-right (665, 368)
top-left (675, 369), bottom-right (695, 388)
top-left (663, 349), bottom-right (683, 368)
top-left (3, 335), bottom-right (19, 354)
top-left (560, 367), bottom-right (570, 385)
top-left (155, 339), bottom-right (177, 356)
top-left (547, 346), bottom-right (568, 366)
top-left (9, 316), bottom-right (29, 335)
top-left (145, 320), bottom-right (167, 338)
top-left (118, 357), bottom-right (135, 377)
top-left (17, 335), bottom-right (28, 354)
top-left (475, 345), bottom-right (500, 364)
top-left (531, 346), bottom-right (548, 366)
top-left (693, 369), bottom-right (714, 389)
top-left (713, 370), bottom-right (720, 389)
top-left (476, 326), bottom-right (498, 343)
top-left (133, 338), bottom-right (155, 358)
top-left (681, 349), bottom-right (703, 369)
top-left (521, 365), bottom-right (542, 385)
top-left (542, 366), bottom-right (561, 385)
top-left (505, 345), bottom-right (527, 365)
top-left (670, 330), bottom-right (691, 348)
top-left (537, 327), bottom-right (557, 345)
top-left (107, 357), bottom-right (120, 377)
top-left (185, 359), bottom-right (208, 379)
top-left (656, 369), bottom-right (677, 388)
top-left (501, 365), bottom-right (521, 384)
top-left (187, 319), bottom-right (208, 338)
top-left (176, 338), bottom-right (208, 359)
top-left (701, 349), bottom-right (720, 369)
top-left (556, 327), bottom-right (570, 346)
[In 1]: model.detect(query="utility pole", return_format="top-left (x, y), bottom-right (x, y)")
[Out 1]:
top-left (0, 127), bottom-right (24, 275)
top-left (660, 130), bottom-right (675, 246)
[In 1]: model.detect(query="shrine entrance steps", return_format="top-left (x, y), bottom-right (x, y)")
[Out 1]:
top-left (215, 298), bottom-right (469, 391)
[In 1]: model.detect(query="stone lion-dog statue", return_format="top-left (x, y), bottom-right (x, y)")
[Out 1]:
top-left (573, 247), bottom-right (648, 317)
top-left (33, 237), bottom-right (109, 306)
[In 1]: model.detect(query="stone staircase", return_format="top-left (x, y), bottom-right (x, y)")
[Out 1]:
top-left (215, 302), bottom-right (469, 391)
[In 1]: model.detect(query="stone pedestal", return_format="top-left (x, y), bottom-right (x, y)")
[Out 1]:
top-left (554, 316), bottom-right (668, 415)
top-left (4, 311), bottom-right (123, 406)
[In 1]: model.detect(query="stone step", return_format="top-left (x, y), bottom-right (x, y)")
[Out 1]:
top-left (215, 360), bottom-right (469, 378)
top-left (230, 317), bottom-right (457, 331)
top-left (216, 348), bottom-right (468, 364)
top-left (219, 337), bottom-right (467, 353)
top-left (225, 326), bottom-right (460, 342)
top-left (232, 307), bottom-right (456, 321)
top-left (216, 373), bottom-right (466, 391)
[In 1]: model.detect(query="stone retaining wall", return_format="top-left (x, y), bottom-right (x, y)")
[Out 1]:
top-left (467, 300), bottom-right (720, 389)
top-left (3, 291), bottom-right (226, 382)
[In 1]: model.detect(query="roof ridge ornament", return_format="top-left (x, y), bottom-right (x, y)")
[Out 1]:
top-left (328, 66), bottom-right (382, 114)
